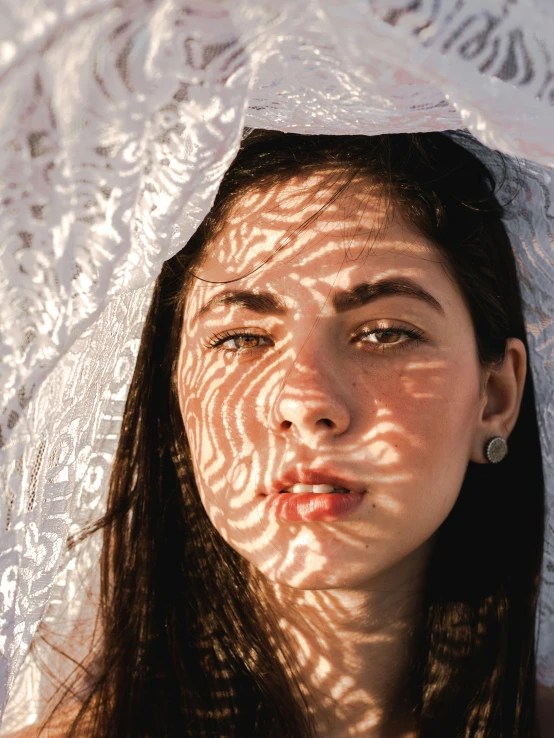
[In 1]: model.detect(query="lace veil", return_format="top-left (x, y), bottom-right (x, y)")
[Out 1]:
top-left (1, 0), bottom-right (554, 731)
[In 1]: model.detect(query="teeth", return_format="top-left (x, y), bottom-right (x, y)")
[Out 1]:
top-left (282, 484), bottom-right (350, 494)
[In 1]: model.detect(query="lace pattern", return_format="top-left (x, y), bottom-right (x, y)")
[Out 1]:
top-left (1, 0), bottom-right (554, 730)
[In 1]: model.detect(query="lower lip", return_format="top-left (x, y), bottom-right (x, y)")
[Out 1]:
top-left (264, 492), bottom-right (365, 522)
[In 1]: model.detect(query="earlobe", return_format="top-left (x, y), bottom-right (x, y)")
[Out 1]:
top-left (470, 338), bottom-right (527, 464)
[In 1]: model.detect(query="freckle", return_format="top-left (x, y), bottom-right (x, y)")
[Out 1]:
top-left (365, 544), bottom-right (369, 549)
top-left (372, 503), bottom-right (376, 508)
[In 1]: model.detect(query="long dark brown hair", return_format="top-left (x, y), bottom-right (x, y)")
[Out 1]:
top-left (47, 130), bottom-right (544, 737)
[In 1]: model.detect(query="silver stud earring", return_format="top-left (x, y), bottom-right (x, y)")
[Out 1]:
top-left (485, 436), bottom-right (508, 464)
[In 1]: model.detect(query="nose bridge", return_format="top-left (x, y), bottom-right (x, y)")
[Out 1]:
top-left (271, 334), bottom-right (350, 436)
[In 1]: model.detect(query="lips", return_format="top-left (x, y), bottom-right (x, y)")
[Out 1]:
top-left (268, 469), bottom-right (366, 497)
top-left (281, 483), bottom-right (350, 494)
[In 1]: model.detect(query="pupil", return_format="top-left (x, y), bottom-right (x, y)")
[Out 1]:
top-left (238, 336), bottom-right (257, 347)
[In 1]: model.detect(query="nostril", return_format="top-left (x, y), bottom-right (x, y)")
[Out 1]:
top-left (321, 418), bottom-right (334, 428)
top-left (281, 420), bottom-right (292, 430)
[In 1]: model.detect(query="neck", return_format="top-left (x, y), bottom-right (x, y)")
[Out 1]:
top-left (250, 554), bottom-right (429, 738)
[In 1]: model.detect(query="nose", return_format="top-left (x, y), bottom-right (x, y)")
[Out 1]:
top-left (269, 345), bottom-right (351, 440)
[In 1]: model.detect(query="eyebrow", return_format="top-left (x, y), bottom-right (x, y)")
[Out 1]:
top-left (195, 290), bottom-right (287, 320)
top-left (194, 277), bottom-right (444, 321)
top-left (332, 278), bottom-right (444, 315)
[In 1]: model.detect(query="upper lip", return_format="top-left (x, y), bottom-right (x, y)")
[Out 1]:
top-left (268, 468), bottom-right (366, 495)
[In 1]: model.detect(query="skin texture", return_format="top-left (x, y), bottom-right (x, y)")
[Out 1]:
top-left (175, 175), bottom-right (528, 737)
top-left (2, 177), bottom-right (550, 738)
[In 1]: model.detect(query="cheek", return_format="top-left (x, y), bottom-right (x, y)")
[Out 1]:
top-left (178, 335), bottom-right (483, 580)
top-left (366, 355), bottom-right (482, 518)
top-left (396, 367), bottom-right (477, 443)
top-left (178, 349), bottom-right (273, 500)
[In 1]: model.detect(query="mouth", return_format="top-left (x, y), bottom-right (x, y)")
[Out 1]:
top-left (268, 470), bottom-right (366, 497)
top-left (263, 473), bottom-right (367, 522)
top-left (279, 484), bottom-right (351, 494)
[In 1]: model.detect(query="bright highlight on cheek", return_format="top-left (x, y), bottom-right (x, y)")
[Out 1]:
top-left (366, 440), bottom-right (400, 465)
top-left (177, 180), bottom-right (483, 590)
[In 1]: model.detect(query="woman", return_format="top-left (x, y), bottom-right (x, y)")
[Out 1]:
top-left (8, 130), bottom-right (551, 737)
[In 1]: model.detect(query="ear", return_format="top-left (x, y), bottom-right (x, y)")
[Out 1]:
top-left (470, 338), bottom-right (527, 464)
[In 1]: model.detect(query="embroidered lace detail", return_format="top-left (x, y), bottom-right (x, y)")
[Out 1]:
top-left (1, 0), bottom-right (554, 729)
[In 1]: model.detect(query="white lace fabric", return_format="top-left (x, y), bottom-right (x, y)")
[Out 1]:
top-left (1, 0), bottom-right (554, 731)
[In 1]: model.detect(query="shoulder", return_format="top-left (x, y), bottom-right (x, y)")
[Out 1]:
top-left (1, 727), bottom-right (41, 738)
top-left (2, 723), bottom-right (65, 738)
top-left (1, 723), bottom-right (84, 738)
top-left (1, 726), bottom-right (46, 738)
top-left (538, 683), bottom-right (554, 738)
top-left (1, 703), bottom-right (87, 738)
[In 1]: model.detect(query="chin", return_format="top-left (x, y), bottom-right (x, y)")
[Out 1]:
top-left (252, 556), bottom-right (388, 591)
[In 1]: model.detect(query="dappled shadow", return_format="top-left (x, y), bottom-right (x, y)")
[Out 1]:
top-left (173, 175), bottom-right (488, 737)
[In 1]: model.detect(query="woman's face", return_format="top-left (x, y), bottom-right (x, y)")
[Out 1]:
top-left (177, 175), bottom-right (487, 590)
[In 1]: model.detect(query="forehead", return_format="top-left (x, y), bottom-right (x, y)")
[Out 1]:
top-left (191, 175), bottom-right (444, 301)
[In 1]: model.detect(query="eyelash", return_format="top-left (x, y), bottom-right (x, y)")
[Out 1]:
top-left (205, 325), bottom-right (426, 355)
top-left (355, 325), bottom-right (426, 352)
top-left (205, 330), bottom-right (273, 354)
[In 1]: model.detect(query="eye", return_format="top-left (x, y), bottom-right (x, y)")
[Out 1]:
top-left (206, 330), bottom-right (273, 354)
top-left (354, 325), bottom-right (425, 350)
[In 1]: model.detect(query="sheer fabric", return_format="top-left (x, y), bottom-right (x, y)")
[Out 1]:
top-left (1, 0), bottom-right (554, 731)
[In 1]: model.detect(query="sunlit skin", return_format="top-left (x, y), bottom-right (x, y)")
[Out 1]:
top-left (176, 175), bottom-right (526, 737)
